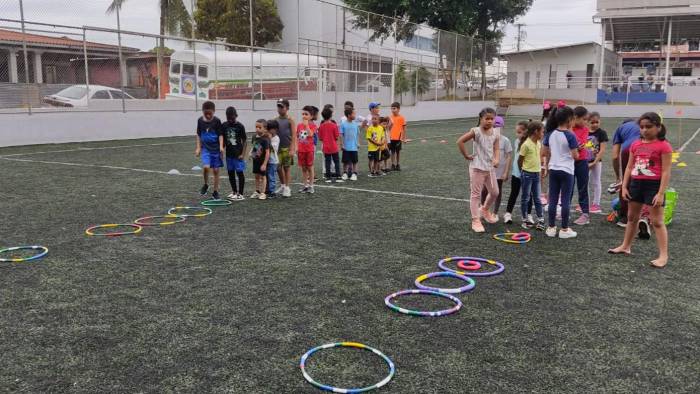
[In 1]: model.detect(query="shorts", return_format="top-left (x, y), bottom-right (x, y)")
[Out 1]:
top-left (297, 151), bottom-right (314, 167)
top-left (368, 150), bottom-right (380, 162)
top-left (629, 179), bottom-right (663, 206)
top-left (201, 150), bottom-right (223, 169)
top-left (226, 157), bottom-right (246, 173)
top-left (381, 149), bottom-right (391, 161)
top-left (342, 150), bottom-right (359, 164)
top-left (252, 159), bottom-right (266, 175)
top-left (389, 140), bottom-right (402, 153)
top-left (278, 147), bottom-right (294, 167)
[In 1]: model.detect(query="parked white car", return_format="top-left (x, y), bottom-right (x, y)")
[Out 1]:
top-left (43, 85), bottom-right (134, 108)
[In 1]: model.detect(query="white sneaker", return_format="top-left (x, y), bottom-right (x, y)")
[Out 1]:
top-left (274, 185), bottom-right (284, 194)
top-left (236, 194), bottom-right (245, 201)
top-left (558, 228), bottom-right (578, 239)
top-left (546, 227), bottom-right (558, 237)
top-left (282, 186), bottom-right (292, 198)
top-left (308, 186), bottom-right (315, 194)
top-left (527, 214), bottom-right (534, 224)
top-left (250, 192), bottom-right (260, 199)
top-left (503, 212), bottom-right (513, 224)
top-left (226, 192), bottom-right (236, 200)
top-left (341, 173), bottom-right (348, 181)
top-left (258, 193), bottom-right (267, 200)
top-left (350, 173), bottom-right (358, 181)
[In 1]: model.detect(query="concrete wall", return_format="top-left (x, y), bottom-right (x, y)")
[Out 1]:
top-left (0, 100), bottom-right (495, 147)
top-left (667, 86), bottom-right (700, 105)
top-left (508, 103), bottom-right (700, 119)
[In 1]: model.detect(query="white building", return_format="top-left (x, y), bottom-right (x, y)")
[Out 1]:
top-left (499, 42), bottom-right (620, 89)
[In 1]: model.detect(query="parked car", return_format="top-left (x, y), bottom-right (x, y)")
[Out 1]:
top-left (43, 85), bottom-right (134, 107)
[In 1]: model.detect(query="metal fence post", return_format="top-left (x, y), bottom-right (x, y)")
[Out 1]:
top-left (435, 30), bottom-right (440, 102)
top-left (296, 0), bottom-right (301, 107)
top-left (193, 40), bottom-right (198, 111)
top-left (249, 0), bottom-right (255, 110)
top-left (19, 0), bottom-right (31, 114)
top-left (390, 16), bottom-right (397, 105)
top-left (155, 37), bottom-right (161, 100)
top-left (468, 37), bottom-right (473, 102)
top-left (213, 42), bottom-right (218, 100)
top-left (453, 34), bottom-right (457, 101)
top-left (83, 29), bottom-right (90, 108)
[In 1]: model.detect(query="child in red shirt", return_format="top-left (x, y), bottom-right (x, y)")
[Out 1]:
top-left (318, 107), bottom-right (343, 183)
top-left (609, 112), bottom-right (673, 268)
top-left (297, 105), bottom-right (317, 193)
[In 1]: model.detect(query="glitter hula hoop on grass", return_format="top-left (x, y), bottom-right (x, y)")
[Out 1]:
top-left (167, 206), bottom-right (213, 218)
top-left (385, 289), bottom-right (462, 317)
top-left (493, 232), bottom-right (531, 244)
top-left (439, 257), bottom-right (505, 277)
top-left (201, 199), bottom-right (232, 207)
top-left (0, 246), bottom-right (48, 262)
top-left (300, 342), bottom-right (395, 393)
top-left (414, 272), bottom-right (475, 294)
top-left (134, 215), bottom-right (186, 226)
top-left (85, 224), bottom-right (143, 237)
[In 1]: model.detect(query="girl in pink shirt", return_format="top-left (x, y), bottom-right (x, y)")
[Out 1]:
top-left (609, 112), bottom-right (673, 268)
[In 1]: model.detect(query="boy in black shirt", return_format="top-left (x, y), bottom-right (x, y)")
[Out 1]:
top-left (250, 119), bottom-right (271, 201)
top-left (222, 107), bottom-right (248, 201)
top-left (195, 101), bottom-right (224, 199)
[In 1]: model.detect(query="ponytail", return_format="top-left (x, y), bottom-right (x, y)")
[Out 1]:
top-left (522, 120), bottom-right (544, 146)
top-left (548, 106), bottom-right (574, 133)
top-left (638, 112), bottom-right (666, 141)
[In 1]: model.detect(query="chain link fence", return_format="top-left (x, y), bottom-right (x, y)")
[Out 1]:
top-left (0, 0), bottom-right (505, 115)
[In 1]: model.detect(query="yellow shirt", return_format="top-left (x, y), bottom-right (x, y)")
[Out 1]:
top-left (519, 138), bottom-right (541, 173)
top-left (366, 125), bottom-right (385, 152)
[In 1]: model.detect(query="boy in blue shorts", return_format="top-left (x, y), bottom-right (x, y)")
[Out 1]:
top-left (340, 108), bottom-right (360, 181)
top-left (222, 106), bottom-right (247, 201)
top-left (195, 101), bottom-right (224, 199)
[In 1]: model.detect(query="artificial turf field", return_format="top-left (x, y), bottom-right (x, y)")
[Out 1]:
top-left (1, 115), bottom-right (699, 393)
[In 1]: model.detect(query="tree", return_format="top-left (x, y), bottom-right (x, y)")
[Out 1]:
top-left (411, 66), bottom-right (431, 97)
top-left (394, 62), bottom-right (410, 103)
top-left (344, 0), bottom-right (532, 98)
top-left (194, 0), bottom-right (283, 48)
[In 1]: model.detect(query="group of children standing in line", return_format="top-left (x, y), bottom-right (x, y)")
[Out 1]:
top-left (461, 103), bottom-right (672, 268)
top-left (194, 99), bottom-right (407, 201)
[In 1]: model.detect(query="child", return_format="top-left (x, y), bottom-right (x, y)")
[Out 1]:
top-left (250, 119), bottom-right (271, 201)
top-left (266, 120), bottom-right (280, 198)
top-left (389, 102), bottom-right (407, 171)
top-left (365, 102), bottom-right (382, 173)
top-left (542, 106), bottom-right (580, 239)
top-left (340, 108), bottom-right (360, 181)
top-left (457, 107), bottom-right (501, 233)
top-left (275, 99), bottom-right (296, 198)
top-left (587, 112), bottom-right (609, 214)
top-left (195, 101), bottom-right (224, 200)
top-left (609, 112), bottom-right (672, 268)
top-left (297, 106), bottom-right (317, 193)
top-left (222, 106), bottom-right (247, 201)
top-left (366, 114), bottom-right (386, 177)
top-left (380, 117), bottom-right (392, 173)
top-left (318, 107), bottom-right (342, 183)
top-left (504, 121), bottom-right (532, 224)
top-left (518, 121), bottom-right (546, 230)
top-left (571, 106), bottom-right (591, 225)
top-left (482, 117), bottom-right (512, 216)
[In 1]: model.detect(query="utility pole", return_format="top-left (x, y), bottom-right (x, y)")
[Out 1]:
top-left (515, 23), bottom-right (526, 52)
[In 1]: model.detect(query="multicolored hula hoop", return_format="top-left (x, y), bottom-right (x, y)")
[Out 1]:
top-left (456, 259), bottom-right (482, 271)
top-left (0, 245), bottom-right (48, 262)
top-left (201, 199), bottom-right (232, 207)
top-left (384, 289), bottom-right (462, 317)
top-left (85, 224), bottom-right (143, 237)
top-left (167, 206), bottom-right (213, 218)
top-left (300, 342), bottom-right (395, 393)
top-left (438, 256), bottom-right (505, 277)
top-left (414, 271), bottom-right (475, 294)
top-left (134, 215), bottom-right (186, 226)
top-left (493, 232), bottom-right (531, 244)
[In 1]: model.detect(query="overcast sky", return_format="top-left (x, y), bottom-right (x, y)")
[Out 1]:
top-left (1, 0), bottom-right (600, 50)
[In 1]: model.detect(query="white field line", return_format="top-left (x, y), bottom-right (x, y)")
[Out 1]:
top-left (1, 156), bottom-right (468, 203)
top-left (678, 126), bottom-right (700, 152)
top-left (0, 141), bottom-right (191, 158)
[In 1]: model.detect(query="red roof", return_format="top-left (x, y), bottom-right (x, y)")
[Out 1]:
top-left (0, 28), bottom-right (138, 52)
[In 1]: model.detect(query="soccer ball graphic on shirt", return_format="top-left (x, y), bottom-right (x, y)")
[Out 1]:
top-left (299, 129), bottom-right (309, 142)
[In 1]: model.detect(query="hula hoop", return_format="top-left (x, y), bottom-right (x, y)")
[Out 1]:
top-left (0, 245), bottom-right (48, 262)
top-left (493, 232), bottom-right (531, 244)
top-left (201, 199), bottom-right (232, 207)
top-left (134, 215), bottom-right (186, 226)
top-left (438, 257), bottom-right (505, 277)
top-left (456, 260), bottom-right (482, 271)
top-left (85, 224), bottom-right (143, 237)
top-left (384, 289), bottom-right (462, 317)
top-left (414, 271), bottom-right (475, 294)
top-left (300, 342), bottom-right (395, 393)
top-left (167, 206), bottom-right (213, 218)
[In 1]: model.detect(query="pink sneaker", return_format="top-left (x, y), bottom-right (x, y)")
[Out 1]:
top-left (590, 204), bottom-right (602, 214)
top-left (574, 214), bottom-right (590, 225)
top-left (471, 220), bottom-right (485, 233)
top-left (481, 209), bottom-right (499, 224)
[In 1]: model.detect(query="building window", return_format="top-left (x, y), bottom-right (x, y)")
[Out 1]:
top-left (673, 68), bottom-right (692, 77)
top-left (405, 35), bottom-right (436, 53)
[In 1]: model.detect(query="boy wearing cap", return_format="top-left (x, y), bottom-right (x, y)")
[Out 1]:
top-left (275, 99), bottom-right (296, 198)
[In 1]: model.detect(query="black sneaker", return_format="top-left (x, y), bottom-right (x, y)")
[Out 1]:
top-left (267, 193), bottom-right (277, 199)
top-left (536, 220), bottom-right (546, 231)
top-left (396, 164), bottom-right (401, 171)
top-left (200, 184), bottom-right (209, 196)
top-left (212, 190), bottom-right (220, 200)
top-left (391, 165), bottom-right (397, 171)
top-left (616, 217), bottom-right (628, 228)
top-left (638, 218), bottom-right (651, 240)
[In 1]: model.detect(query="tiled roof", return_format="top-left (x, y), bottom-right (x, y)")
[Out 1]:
top-left (0, 28), bottom-right (139, 52)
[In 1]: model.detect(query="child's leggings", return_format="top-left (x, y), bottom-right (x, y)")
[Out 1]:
top-left (548, 170), bottom-right (575, 228)
top-left (470, 167), bottom-right (499, 220)
top-left (588, 162), bottom-right (602, 206)
top-left (324, 153), bottom-right (340, 178)
top-left (228, 170), bottom-right (245, 195)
